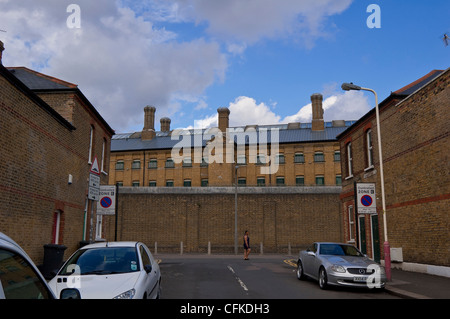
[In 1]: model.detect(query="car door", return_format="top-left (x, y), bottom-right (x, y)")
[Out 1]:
top-left (303, 243), bottom-right (318, 278)
top-left (139, 244), bottom-right (159, 298)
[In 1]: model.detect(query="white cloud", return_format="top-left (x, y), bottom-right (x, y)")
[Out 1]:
top-left (193, 91), bottom-right (370, 129)
top-left (148, 0), bottom-right (353, 49)
top-left (0, 0), bottom-right (227, 132)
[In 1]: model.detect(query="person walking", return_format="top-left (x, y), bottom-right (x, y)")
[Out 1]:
top-left (243, 230), bottom-right (251, 260)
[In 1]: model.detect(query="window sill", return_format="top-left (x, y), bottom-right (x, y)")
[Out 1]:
top-left (345, 175), bottom-right (354, 180)
top-left (364, 165), bottom-right (374, 172)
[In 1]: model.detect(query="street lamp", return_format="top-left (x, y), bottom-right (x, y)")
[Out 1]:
top-left (342, 83), bottom-right (391, 281)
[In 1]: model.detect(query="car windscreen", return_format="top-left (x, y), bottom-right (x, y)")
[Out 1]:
top-left (59, 247), bottom-right (139, 276)
top-left (0, 248), bottom-right (53, 299)
top-left (319, 244), bottom-right (363, 257)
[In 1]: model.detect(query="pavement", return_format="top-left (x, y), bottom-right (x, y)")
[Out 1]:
top-left (384, 268), bottom-right (450, 299)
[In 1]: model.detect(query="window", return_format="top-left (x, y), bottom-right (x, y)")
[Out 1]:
top-left (183, 179), bottom-right (192, 187)
top-left (132, 181), bottom-right (140, 187)
top-left (201, 179), bottom-right (208, 187)
top-left (201, 157), bottom-right (209, 167)
top-left (101, 138), bottom-right (107, 173)
top-left (294, 153), bottom-right (305, 163)
top-left (115, 160), bottom-right (124, 171)
top-left (296, 176), bottom-right (305, 186)
top-left (148, 159), bottom-right (157, 169)
top-left (237, 154), bottom-right (246, 165)
top-left (88, 125), bottom-right (94, 164)
top-left (165, 158), bottom-right (175, 168)
top-left (346, 142), bottom-right (353, 178)
top-left (275, 154), bottom-right (285, 164)
top-left (316, 175), bottom-right (325, 186)
top-left (238, 178), bottom-right (246, 186)
top-left (334, 151), bottom-right (341, 162)
top-left (257, 177), bottom-right (265, 186)
top-left (314, 152), bottom-right (325, 162)
top-left (131, 160), bottom-right (141, 170)
top-left (166, 180), bottom-right (174, 187)
top-left (0, 249), bottom-right (53, 299)
top-left (348, 205), bottom-right (355, 242)
top-left (116, 182), bottom-right (123, 187)
top-left (149, 181), bottom-right (156, 187)
top-left (52, 210), bottom-right (63, 245)
top-left (336, 175), bottom-right (342, 186)
top-left (256, 154), bottom-right (266, 165)
top-left (276, 177), bottom-right (285, 186)
top-left (366, 129), bottom-right (374, 169)
top-left (183, 157), bottom-right (192, 167)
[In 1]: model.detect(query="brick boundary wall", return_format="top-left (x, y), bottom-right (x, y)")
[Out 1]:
top-left (103, 186), bottom-right (344, 254)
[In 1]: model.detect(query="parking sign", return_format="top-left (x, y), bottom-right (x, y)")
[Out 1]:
top-left (97, 185), bottom-right (117, 215)
top-left (356, 183), bottom-right (377, 214)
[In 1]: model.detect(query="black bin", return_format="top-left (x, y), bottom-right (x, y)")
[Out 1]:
top-left (42, 244), bottom-right (67, 280)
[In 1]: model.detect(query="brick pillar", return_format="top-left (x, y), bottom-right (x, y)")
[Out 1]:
top-left (160, 117), bottom-right (171, 132)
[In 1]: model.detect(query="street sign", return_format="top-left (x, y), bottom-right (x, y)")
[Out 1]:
top-left (88, 157), bottom-right (101, 201)
top-left (97, 185), bottom-right (116, 215)
top-left (356, 183), bottom-right (377, 214)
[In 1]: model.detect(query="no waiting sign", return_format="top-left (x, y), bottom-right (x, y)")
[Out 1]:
top-left (356, 183), bottom-right (377, 214)
top-left (97, 185), bottom-right (117, 215)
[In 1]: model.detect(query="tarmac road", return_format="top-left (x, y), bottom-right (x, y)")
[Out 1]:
top-left (158, 254), bottom-right (399, 299)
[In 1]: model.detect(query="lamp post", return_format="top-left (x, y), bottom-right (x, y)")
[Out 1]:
top-left (342, 83), bottom-right (391, 281)
top-left (234, 165), bottom-right (240, 255)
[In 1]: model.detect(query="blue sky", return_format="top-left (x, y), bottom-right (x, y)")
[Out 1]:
top-left (0, 0), bottom-right (448, 133)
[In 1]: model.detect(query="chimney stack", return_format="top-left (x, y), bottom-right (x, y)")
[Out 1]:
top-left (0, 41), bottom-right (4, 64)
top-left (142, 106), bottom-right (156, 140)
top-left (311, 93), bottom-right (324, 131)
top-left (217, 107), bottom-right (230, 133)
top-left (160, 117), bottom-right (171, 132)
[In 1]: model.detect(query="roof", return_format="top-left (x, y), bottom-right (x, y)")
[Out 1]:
top-left (111, 121), bottom-right (355, 152)
top-left (0, 64), bottom-right (76, 130)
top-left (6, 66), bottom-right (114, 135)
top-left (7, 67), bottom-right (77, 90)
top-left (394, 69), bottom-right (445, 95)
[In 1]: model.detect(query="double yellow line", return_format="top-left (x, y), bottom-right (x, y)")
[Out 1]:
top-left (283, 259), bottom-right (297, 268)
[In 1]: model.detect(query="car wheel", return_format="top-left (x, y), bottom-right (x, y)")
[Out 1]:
top-left (296, 261), bottom-right (305, 280)
top-left (318, 267), bottom-right (328, 290)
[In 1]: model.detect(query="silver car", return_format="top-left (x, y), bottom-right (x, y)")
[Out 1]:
top-left (296, 242), bottom-right (386, 289)
top-left (0, 232), bottom-right (55, 299)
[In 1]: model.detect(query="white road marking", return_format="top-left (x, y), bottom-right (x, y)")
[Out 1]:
top-left (227, 265), bottom-right (249, 292)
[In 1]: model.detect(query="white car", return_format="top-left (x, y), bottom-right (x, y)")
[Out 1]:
top-left (49, 241), bottom-right (161, 299)
top-left (0, 232), bottom-right (55, 299)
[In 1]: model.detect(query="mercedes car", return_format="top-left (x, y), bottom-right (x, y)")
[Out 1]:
top-left (296, 242), bottom-right (386, 289)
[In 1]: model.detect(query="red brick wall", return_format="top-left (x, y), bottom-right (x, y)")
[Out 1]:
top-left (0, 72), bottom-right (111, 264)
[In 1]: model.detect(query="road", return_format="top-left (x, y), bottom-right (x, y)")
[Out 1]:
top-left (158, 254), bottom-right (398, 299)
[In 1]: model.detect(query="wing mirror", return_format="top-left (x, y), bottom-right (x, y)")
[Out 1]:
top-left (307, 251), bottom-right (316, 257)
top-left (144, 264), bottom-right (152, 273)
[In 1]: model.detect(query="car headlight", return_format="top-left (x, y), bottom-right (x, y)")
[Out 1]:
top-left (330, 265), bottom-right (346, 273)
top-left (113, 288), bottom-right (136, 299)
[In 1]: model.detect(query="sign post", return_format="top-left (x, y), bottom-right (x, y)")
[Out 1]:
top-left (356, 183), bottom-right (377, 214)
top-left (88, 157), bottom-right (100, 241)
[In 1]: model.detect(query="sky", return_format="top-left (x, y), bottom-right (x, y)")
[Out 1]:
top-left (0, 0), bottom-right (448, 133)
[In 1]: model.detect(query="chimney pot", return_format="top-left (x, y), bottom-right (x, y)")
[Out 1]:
top-left (0, 41), bottom-right (4, 64)
top-left (311, 93), bottom-right (324, 131)
top-left (217, 107), bottom-right (230, 132)
top-left (160, 117), bottom-right (171, 132)
top-left (142, 106), bottom-right (156, 140)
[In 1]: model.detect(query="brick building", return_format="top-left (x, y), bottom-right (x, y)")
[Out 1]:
top-left (0, 42), bottom-right (114, 263)
top-left (105, 93), bottom-right (356, 253)
top-left (338, 69), bottom-right (449, 269)
top-left (109, 94), bottom-right (354, 188)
